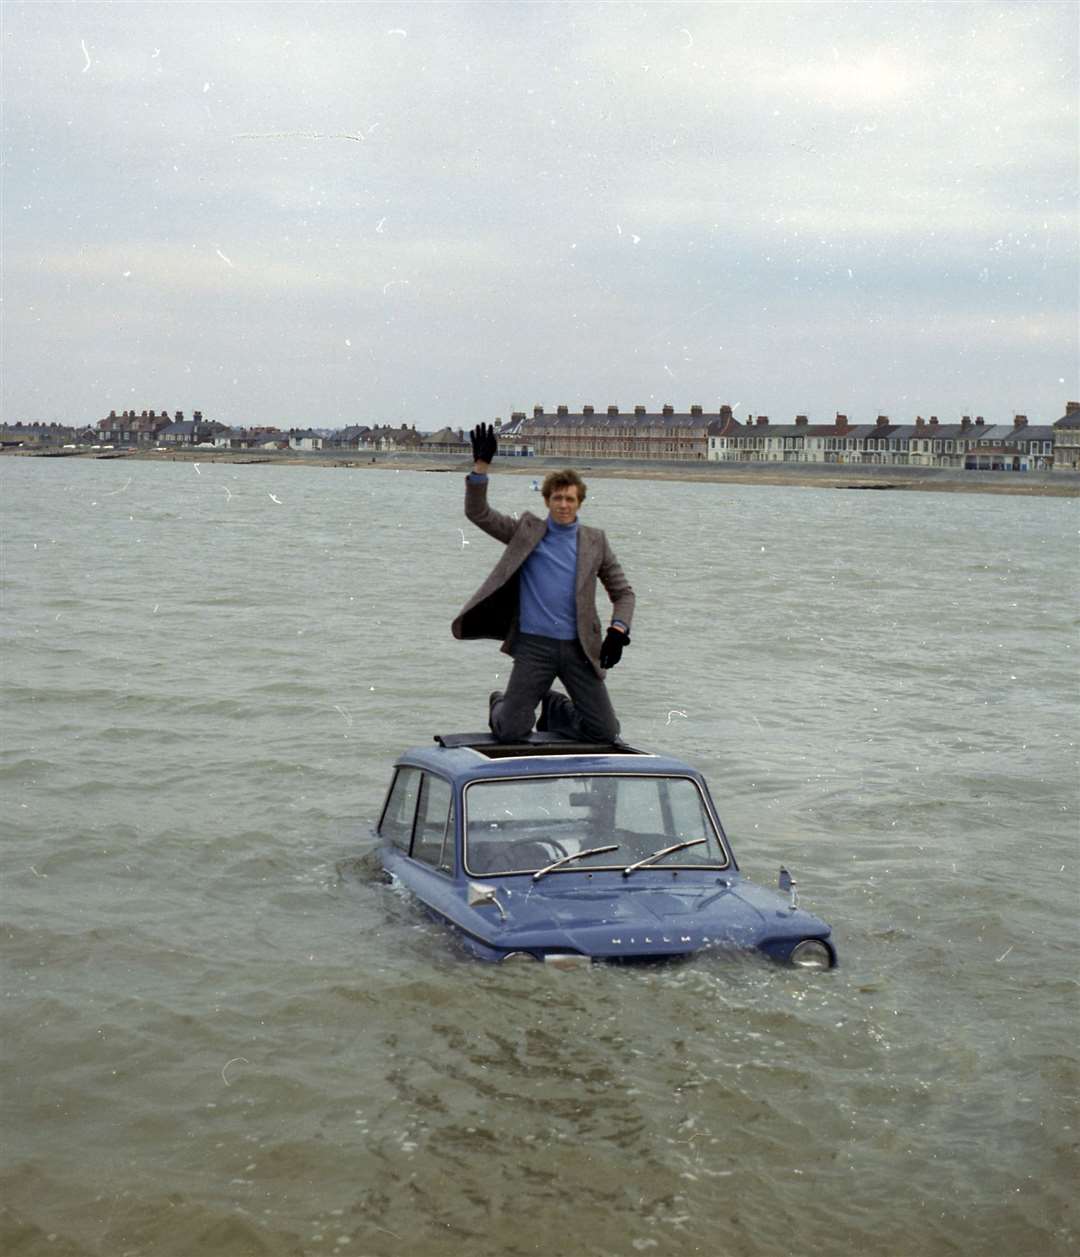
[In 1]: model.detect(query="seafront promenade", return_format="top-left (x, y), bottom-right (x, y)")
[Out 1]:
top-left (6, 443), bottom-right (1078, 496)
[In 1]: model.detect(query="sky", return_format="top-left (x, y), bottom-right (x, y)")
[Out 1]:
top-left (3, 1), bottom-right (1077, 430)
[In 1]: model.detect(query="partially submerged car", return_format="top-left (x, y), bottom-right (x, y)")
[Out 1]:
top-left (375, 732), bottom-right (836, 969)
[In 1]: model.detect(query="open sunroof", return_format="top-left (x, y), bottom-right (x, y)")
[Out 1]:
top-left (434, 731), bottom-right (645, 758)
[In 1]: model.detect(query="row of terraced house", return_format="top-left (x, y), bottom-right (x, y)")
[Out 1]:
top-left (498, 402), bottom-right (1080, 472)
top-left (3, 413), bottom-right (502, 456)
top-left (5, 402), bottom-right (1079, 473)
top-left (89, 411), bottom-right (435, 453)
top-left (0, 411), bottom-right (455, 454)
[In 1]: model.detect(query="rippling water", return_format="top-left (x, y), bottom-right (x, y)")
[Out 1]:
top-left (2, 456), bottom-right (1077, 1256)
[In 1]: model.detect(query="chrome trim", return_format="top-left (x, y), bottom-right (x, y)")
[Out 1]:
top-left (543, 953), bottom-right (590, 969)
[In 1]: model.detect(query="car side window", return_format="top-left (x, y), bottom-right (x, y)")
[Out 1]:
top-left (412, 775), bottom-right (453, 871)
top-left (380, 767), bottom-right (421, 851)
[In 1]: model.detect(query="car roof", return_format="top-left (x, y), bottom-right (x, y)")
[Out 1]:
top-left (394, 732), bottom-right (706, 783)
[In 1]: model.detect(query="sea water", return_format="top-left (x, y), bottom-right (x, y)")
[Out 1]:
top-left (2, 456), bottom-right (1077, 1256)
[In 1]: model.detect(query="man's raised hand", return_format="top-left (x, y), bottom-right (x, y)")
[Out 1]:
top-left (470, 422), bottom-right (498, 468)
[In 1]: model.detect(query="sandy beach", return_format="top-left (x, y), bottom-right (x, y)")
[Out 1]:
top-left (7, 445), bottom-right (1079, 496)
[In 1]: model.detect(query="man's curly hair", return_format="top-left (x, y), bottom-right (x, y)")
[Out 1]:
top-left (541, 469), bottom-right (587, 502)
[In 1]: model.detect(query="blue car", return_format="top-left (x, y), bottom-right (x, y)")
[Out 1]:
top-left (375, 732), bottom-right (836, 969)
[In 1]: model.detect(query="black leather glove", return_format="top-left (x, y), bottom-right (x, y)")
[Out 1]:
top-left (599, 627), bottom-right (630, 670)
top-left (470, 422), bottom-right (497, 464)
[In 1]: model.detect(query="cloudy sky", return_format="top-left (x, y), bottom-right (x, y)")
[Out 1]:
top-left (4, 1), bottom-right (1076, 430)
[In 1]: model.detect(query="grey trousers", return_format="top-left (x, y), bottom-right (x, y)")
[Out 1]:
top-left (490, 633), bottom-right (620, 743)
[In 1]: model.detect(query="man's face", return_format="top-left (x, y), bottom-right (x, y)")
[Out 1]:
top-left (546, 485), bottom-right (582, 526)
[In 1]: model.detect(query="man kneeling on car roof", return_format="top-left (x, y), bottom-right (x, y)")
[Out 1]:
top-left (451, 422), bottom-right (635, 743)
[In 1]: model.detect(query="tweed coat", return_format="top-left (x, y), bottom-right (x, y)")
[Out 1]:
top-left (451, 477), bottom-right (635, 678)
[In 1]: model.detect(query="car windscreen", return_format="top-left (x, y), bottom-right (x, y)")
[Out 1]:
top-left (464, 773), bottom-right (728, 875)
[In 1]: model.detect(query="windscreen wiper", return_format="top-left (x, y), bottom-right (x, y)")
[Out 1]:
top-left (532, 845), bottom-right (620, 882)
top-left (622, 838), bottom-right (706, 877)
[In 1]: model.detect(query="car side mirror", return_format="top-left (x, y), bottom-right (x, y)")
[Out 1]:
top-left (778, 866), bottom-right (799, 911)
top-left (468, 882), bottom-right (508, 921)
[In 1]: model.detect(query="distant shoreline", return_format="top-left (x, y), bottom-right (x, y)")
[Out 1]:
top-left (5, 445), bottom-right (1078, 497)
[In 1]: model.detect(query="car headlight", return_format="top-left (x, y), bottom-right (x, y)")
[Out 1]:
top-left (790, 939), bottom-right (833, 970)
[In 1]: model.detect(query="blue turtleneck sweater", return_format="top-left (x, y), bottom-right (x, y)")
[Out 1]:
top-left (519, 517), bottom-right (578, 640)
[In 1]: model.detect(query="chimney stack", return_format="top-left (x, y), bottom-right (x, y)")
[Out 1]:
top-left (929, 416), bottom-right (939, 427)
top-left (583, 404), bottom-right (594, 415)
top-left (557, 405), bottom-right (568, 415)
top-left (835, 413), bottom-right (848, 429)
top-left (634, 405), bottom-right (646, 415)
top-left (796, 415), bottom-right (808, 426)
top-left (1013, 414), bottom-right (1027, 427)
top-left (975, 417), bottom-right (985, 426)
top-left (662, 404), bottom-right (674, 416)
top-left (533, 405), bottom-right (544, 417)
top-left (1066, 401), bottom-right (1080, 414)
top-left (876, 415), bottom-right (889, 427)
top-left (690, 404), bottom-right (703, 416)
top-left (607, 405), bottom-right (619, 415)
